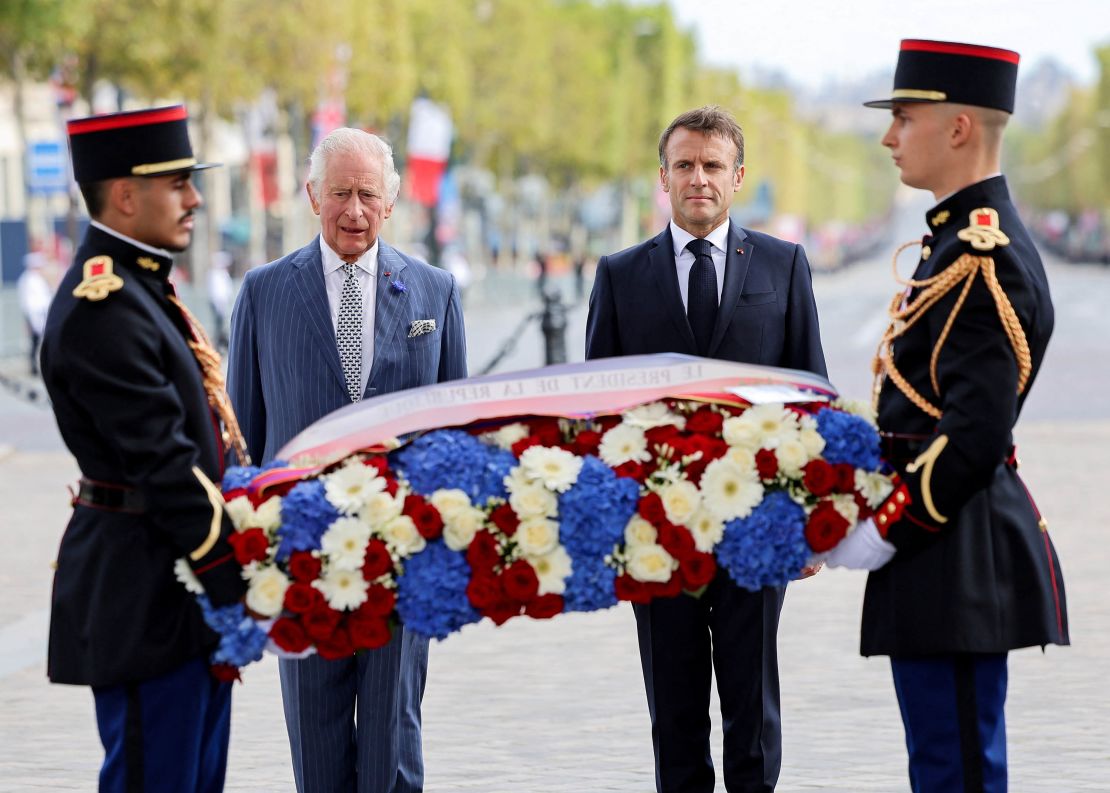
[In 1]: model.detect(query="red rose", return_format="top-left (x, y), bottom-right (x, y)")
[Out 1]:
top-left (315, 625), bottom-right (354, 660)
top-left (572, 430), bottom-right (602, 457)
top-left (209, 663), bottom-right (241, 683)
top-left (483, 601), bottom-right (522, 626)
top-left (466, 574), bottom-right (503, 609)
top-left (804, 501), bottom-right (850, 552)
top-left (466, 530), bottom-right (502, 572)
top-left (648, 574), bottom-right (683, 599)
top-left (614, 460), bottom-right (645, 481)
top-left (489, 503), bottom-right (520, 536)
top-left (756, 449), bottom-right (780, 480)
top-left (264, 479), bottom-right (299, 499)
top-left (657, 521), bottom-right (697, 562)
top-left (363, 455), bottom-right (390, 477)
top-left (679, 553), bottom-right (717, 590)
top-left (530, 419), bottom-right (563, 447)
top-left (222, 486), bottom-right (248, 504)
top-left (227, 527), bottom-right (269, 565)
top-left (302, 604), bottom-right (343, 642)
top-left (269, 617), bottom-right (312, 653)
top-left (615, 575), bottom-right (652, 604)
top-left (834, 463), bottom-right (857, 494)
top-left (511, 435), bottom-right (542, 457)
top-left (287, 551), bottom-right (322, 583)
top-left (362, 539), bottom-right (394, 580)
top-left (525, 594), bottom-right (564, 620)
top-left (358, 585), bottom-right (397, 618)
top-left (348, 614), bottom-right (392, 650)
top-left (638, 492), bottom-right (667, 526)
top-left (645, 424), bottom-right (682, 449)
top-left (283, 582), bottom-right (322, 614)
top-left (596, 415), bottom-right (621, 431)
top-left (854, 491), bottom-right (874, 520)
top-left (686, 408), bottom-right (724, 435)
top-left (383, 477), bottom-right (399, 497)
top-left (404, 494), bottom-right (444, 539)
top-left (502, 560), bottom-right (540, 602)
top-left (802, 459), bottom-right (836, 496)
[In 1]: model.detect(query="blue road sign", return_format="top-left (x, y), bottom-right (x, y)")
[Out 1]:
top-left (28, 140), bottom-right (69, 195)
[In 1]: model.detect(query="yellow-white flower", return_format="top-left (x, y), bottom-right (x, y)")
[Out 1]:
top-left (314, 568), bottom-right (369, 611)
top-left (430, 489), bottom-right (472, 520)
top-left (624, 515), bottom-right (658, 547)
top-left (833, 398), bottom-right (877, 424)
top-left (832, 493), bottom-right (860, 525)
top-left (775, 438), bottom-right (810, 477)
top-left (725, 445), bottom-right (756, 471)
top-left (442, 506), bottom-right (485, 551)
top-left (508, 481), bottom-right (558, 518)
top-left (321, 516), bottom-right (372, 570)
top-left (245, 566), bottom-right (290, 617)
top-left (626, 544), bottom-right (677, 583)
top-left (855, 470), bottom-right (894, 508)
top-left (359, 490), bottom-right (403, 530)
top-left (724, 404), bottom-right (799, 450)
top-left (798, 416), bottom-right (826, 458)
top-left (174, 558), bottom-right (204, 594)
top-left (519, 446), bottom-right (582, 493)
top-left (722, 415), bottom-right (761, 450)
top-left (323, 462), bottom-right (386, 514)
top-left (688, 509), bottom-right (725, 552)
top-left (482, 422), bottom-right (530, 450)
top-left (700, 457), bottom-right (764, 521)
top-left (598, 424), bottom-right (651, 467)
top-left (225, 495), bottom-right (283, 532)
top-left (515, 517), bottom-right (560, 557)
top-left (528, 546), bottom-right (573, 595)
top-left (381, 514), bottom-right (427, 557)
top-left (660, 480), bottom-right (701, 525)
top-left (623, 402), bottom-right (686, 430)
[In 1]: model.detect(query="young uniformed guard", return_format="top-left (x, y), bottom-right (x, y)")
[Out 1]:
top-left (826, 40), bottom-right (1070, 792)
top-left (41, 106), bottom-right (248, 792)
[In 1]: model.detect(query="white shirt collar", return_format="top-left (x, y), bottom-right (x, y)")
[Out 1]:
top-left (670, 219), bottom-right (731, 257)
top-left (319, 236), bottom-right (378, 277)
top-left (90, 220), bottom-right (174, 259)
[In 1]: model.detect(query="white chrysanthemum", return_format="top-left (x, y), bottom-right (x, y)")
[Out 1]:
top-left (623, 402), bottom-right (687, 430)
top-left (660, 480), bottom-right (701, 525)
top-left (725, 445), bottom-right (756, 471)
top-left (358, 490), bottom-right (403, 530)
top-left (381, 515), bottom-right (427, 556)
top-left (245, 566), bottom-right (290, 617)
top-left (798, 425), bottom-right (826, 458)
top-left (174, 558), bottom-right (204, 594)
top-left (225, 495), bottom-right (282, 532)
top-left (430, 489), bottom-right (472, 520)
top-left (598, 424), bottom-right (651, 467)
top-left (721, 415), bottom-right (760, 450)
top-left (856, 470), bottom-right (895, 508)
top-left (700, 458), bottom-right (764, 521)
top-left (515, 517), bottom-right (560, 557)
top-left (314, 568), bottom-right (369, 611)
top-left (626, 544), bottom-right (677, 583)
top-left (442, 506), bottom-right (485, 552)
top-left (833, 398), bottom-right (877, 424)
top-left (775, 438), bottom-right (810, 478)
top-left (724, 404), bottom-right (799, 450)
top-left (519, 446), bottom-right (583, 493)
top-left (321, 517), bottom-right (372, 570)
top-left (832, 494), bottom-right (860, 525)
top-left (482, 422), bottom-right (530, 450)
top-left (624, 515), bottom-right (658, 547)
top-left (688, 509), bottom-right (726, 552)
top-left (528, 546), bottom-right (573, 595)
top-left (323, 463), bottom-right (386, 514)
top-left (508, 481), bottom-right (558, 519)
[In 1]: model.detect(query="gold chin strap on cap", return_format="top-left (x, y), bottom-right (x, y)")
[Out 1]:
top-left (168, 294), bottom-right (251, 466)
top-left (872, 241), bottom-right (1032, 418)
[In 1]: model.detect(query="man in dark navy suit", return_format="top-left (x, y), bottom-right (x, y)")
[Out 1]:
top-left (41, 105), bottom-right (247, 792)
top-left (586, 105), bottom-right (826, 793)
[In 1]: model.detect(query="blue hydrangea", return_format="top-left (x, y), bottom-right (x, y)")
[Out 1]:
top-left (392, 430), bottom-right (515, 505)
top-left (816, 408), bottom-right (881, 471)
top-left (276, 480), bottom-right (339, 561)
top-left (395, 540), bottom-right (481, 640)
top-left (222, 465), bottom-right (259, 492)
top-left (198, 596), bottom-right (268, 667)
top-left (715, 491), bottom-right (809, 591)
top-left (562, 557), bottom-right (617, 613)
top-left (558, 456), bottom-right (640, 558)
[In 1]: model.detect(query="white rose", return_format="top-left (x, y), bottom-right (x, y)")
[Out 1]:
top-left (832, 493), bottom-right (860, 525)
top-left (430, 489), bottom-right (472, 520)
top-left (381, 515), bottom-right (426, 557)
top-left (359, 490), bottom-right (403, 529)
top-left (626, 544), bottom-right (677, 583)
top-left (224, 495), bottom-right (254, 530)
top-left (321, 516), bottom-right (372, 570)
top-left (721, 416), bottom-right (761, 450)
top-left (245, 566), bottom-right (290, 617)
top-left (700, 457), bottom-right (764, 522)
top-left (488, 422), bottom-right (530, 450)
top-left (314, 568), bottom-right (369, 611)
top-left (833, 398), bottom-right (877, 424)
top-left (598, 423), bottom-right (651, 467)
top-left (775, 438), bottom-right (809, 478)
top-left (725, 445), bottom-right (756, 471)
top-left (515, 517), bottom-right (560, 557)
top-left (508, 481), bottom-right (558, 519)
top-left (528, 546), bottom-right (573, 595)
top-left (623, 402), bottom-right (687, 430)
top-left (660, 480), bottom-right (701, 525)
top-left (799, 426), bottom-right (826, 458)
top-left (624, 515), bottom-right (658, 547)
top-left (855, 470), bottom-right (895, 508)
top-left (519, 446), bottom-right (583, 493)
top-left (688, 509), bottom-right (725, 552)
top-left (442, 506), bottom-right (485, 551)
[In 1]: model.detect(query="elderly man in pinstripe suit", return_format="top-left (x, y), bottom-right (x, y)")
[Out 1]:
top-left (228, 127), bottom-right (467, 792)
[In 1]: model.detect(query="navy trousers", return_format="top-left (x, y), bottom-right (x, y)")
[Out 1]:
top-left (92, 655), bottom-right (231, 793)
top-left (279, 626), bottom-right (429, 793)
top-left (891, 653), bottom-right (1008, 793)
top-left (634, 571), bottom-right (785, 793)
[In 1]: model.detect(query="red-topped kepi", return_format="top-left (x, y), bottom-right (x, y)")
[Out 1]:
top-left (66, 104), bottom-right (220, 183)
top-left (864, 39), bottom-right (1020, 113)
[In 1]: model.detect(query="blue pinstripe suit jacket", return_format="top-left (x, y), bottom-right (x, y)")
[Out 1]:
top-left (227, 236), bottom-right (467, 465)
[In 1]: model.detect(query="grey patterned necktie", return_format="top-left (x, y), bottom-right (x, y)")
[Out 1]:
top-left (337, 262), bottom-right (362, 402)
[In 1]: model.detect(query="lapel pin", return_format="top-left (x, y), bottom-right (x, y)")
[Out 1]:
top-left (737, 248), bottom-right (744, 254)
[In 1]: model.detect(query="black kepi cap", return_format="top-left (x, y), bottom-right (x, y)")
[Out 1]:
top-left (66, 105), bottom-right (220, 183)
top-left (864, 39), bottom-right (1020, 113)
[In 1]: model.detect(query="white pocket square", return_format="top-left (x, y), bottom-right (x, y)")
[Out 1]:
top-left (408, 319), bottom-right (437, 338)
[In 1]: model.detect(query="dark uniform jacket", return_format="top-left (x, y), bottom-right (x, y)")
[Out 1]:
top-left (862, 176), bottom-right (1069, 657)
top-left (41, 224), bottom-right (246, 687)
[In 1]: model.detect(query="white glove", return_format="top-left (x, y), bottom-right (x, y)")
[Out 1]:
top-left (825, 519), bottom-right (896, 571)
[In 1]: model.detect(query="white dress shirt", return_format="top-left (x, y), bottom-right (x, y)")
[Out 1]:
top-left (321, 237), bottom-right (377, 396)
top-left (670, 219), bottom-right (729, 309)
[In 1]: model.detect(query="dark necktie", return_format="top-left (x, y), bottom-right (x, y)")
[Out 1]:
top-left (686, 238), bottom-right (718, 356)
top-left (337, 262), bottom-right (363, 403)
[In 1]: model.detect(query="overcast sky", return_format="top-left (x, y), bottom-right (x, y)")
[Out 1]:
top-left (668, 0), bottom-right (1108, 89)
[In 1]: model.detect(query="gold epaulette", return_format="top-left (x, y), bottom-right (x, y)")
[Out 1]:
top-left (73, 256), bottom-right (124, 301)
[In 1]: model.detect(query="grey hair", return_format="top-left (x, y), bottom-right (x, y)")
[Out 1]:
top-left (307, 127), bottom-right (402, 205)
top-left (658, 105), bottom-right (745, 171)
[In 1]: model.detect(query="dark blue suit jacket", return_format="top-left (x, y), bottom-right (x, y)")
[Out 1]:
top-left (586, 224), bottom-right (826, 376)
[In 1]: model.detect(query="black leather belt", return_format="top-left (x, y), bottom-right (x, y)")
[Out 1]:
top-left (879, 432), bottom-right (930, 464)
top-left (74, 478), bottom-right (147, 513)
